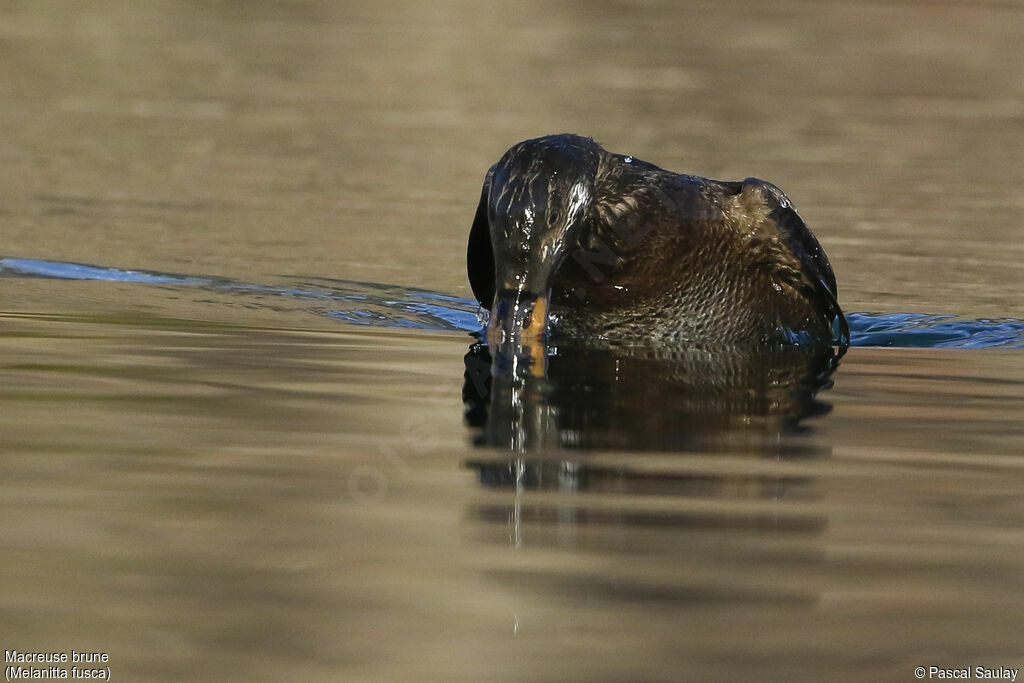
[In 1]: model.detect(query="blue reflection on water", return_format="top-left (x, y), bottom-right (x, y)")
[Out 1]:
top-left (2, 256), bottom-right (1021, 348)
top-left (0, 257), bottom-right (206, 285)
top-left (847, 313), bottom-right (1024, 349)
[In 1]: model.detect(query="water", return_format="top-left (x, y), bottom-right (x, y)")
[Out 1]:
top-left (2, 1), bottom-right (1024, 681)
top-left (5, 255), bottom-right (1024, 348)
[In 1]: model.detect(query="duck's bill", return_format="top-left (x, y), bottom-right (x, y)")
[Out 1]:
top-left (486, 289), bottom-right (549, 376)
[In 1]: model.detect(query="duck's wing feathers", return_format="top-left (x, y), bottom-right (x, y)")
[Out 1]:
top-left (739, 178), bottom-right (848, 342)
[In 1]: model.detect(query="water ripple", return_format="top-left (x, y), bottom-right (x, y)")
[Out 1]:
top-left (847, 313), bottom-right (1024, 349)
top-left (2, 256), bottom-right (1021, 349)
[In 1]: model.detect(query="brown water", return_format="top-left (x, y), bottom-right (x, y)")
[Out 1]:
top-left (2, 1), bottom-right (1023, 681)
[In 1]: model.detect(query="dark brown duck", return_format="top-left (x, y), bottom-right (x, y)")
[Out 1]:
top-left (467, 134), bottom-right (848, 348)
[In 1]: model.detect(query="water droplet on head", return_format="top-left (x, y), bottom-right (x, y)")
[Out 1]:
top-left (624, 155), bottom-right (633, 164)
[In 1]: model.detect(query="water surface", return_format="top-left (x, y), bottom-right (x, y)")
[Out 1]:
top-left (2, 1), bottom-right (1023, 681)
top-left (2, 310), bottom-right (1022, 682)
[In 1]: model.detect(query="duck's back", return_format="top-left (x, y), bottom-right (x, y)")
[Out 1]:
top-left (548, 161), bottom-right (847, 346)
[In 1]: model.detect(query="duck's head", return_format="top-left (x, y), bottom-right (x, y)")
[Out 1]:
top-left (467, 134), bottom-right (601, 350)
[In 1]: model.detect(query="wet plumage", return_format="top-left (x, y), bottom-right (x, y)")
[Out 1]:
top-left (468, 134), bottom-right (848, 347)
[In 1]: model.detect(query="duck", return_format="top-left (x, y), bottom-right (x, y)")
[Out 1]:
top-left (467, 133), bottom-right (848, 349)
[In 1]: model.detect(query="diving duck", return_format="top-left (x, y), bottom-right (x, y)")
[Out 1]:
top-left (467, 134), bottom-right (848, 348)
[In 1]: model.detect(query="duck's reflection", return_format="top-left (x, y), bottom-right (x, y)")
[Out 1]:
top-left (464, 338), bottom-right (841, 527)
top-left (464, 339), bottom-right (842, 458)
top-left (463, 340), bottom-right (843, 605)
